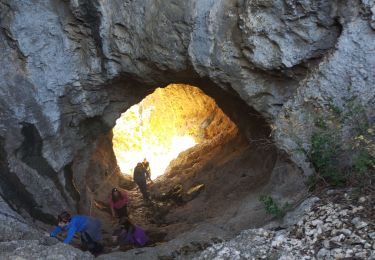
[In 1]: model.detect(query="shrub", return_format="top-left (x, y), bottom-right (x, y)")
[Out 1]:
top-left (307, 98), bottom-right (374, 190)
top-left (259, 195), bottom-right (290, 218)
top-left (354, 150), bottom-right (375, 174)
top-left (310, 131), bottom-right (346, 187)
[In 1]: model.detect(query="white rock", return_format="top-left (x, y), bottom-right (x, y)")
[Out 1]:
top-left (355, 251), bottom-right (367, 258)
top-left (271, 235), bottom-right (285, 248)
top-left (305, 228), bottom-right (315, 236)
top-left (368, 232), bottom-right (375, 240)
top-left (332, 234), bottom-right (346, 242)
top-left (358, 197), bottom-right (366, 203)
top-left (345, 249), bottom-right (354, 257)
top-left (356, 221), bottom-right (368, 229)
top-left (339, 228), bottom-right (352, 236)
top-left (339, 209), bottom-right (349, 216)
top-left (333, 220), bottom-right (342, 228)
top-left (323, 240), bottom-right (331, 249)
top-left (352, 206), bottom-right (364, 213)
top-left (317, 248), bottom-right (330, 258)
top-left (348, 234), bottom-right (366, 245)
top-left (351, 217), bottom-right (368, 229)
top-left (311, 219), bottom-right (324, 227)
top-left (332, 248), bottom-right (345, 259)
top-left (352, 217), bottom-right (360, 224)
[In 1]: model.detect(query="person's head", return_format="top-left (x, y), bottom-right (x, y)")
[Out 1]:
top-left (137, 162), bottom-right (143, 167)
top-left (111, 187), bottom-right (122, 202)
top-left (57, 211), bottom-right (71, 228)
top-left (143, 158), bottom-right (147, 163)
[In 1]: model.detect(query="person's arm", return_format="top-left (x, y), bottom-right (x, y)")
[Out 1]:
top-left (63, 225), bottom-right (77, 244)
top-left (50, 226), bottom-right (62, 237)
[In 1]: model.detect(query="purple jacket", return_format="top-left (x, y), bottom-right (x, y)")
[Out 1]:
top-left (119, 225), bottom-right (148, 247)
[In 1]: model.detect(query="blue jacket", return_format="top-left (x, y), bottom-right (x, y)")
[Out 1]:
top-left (50, 215), bottom-right (102, 244)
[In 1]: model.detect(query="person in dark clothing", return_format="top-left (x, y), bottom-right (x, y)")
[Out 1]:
top-left (133, 162), bottom-right (150, 200)
top-left (50, 211), bottom-right (103, 256)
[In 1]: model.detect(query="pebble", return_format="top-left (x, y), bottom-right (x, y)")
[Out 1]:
top-left (323, 240), bottom-right (331, 249)
top-left (317, 248), bottom-right (330, 258)
top-left (358, 197), bottom-right (366, 203)
top-left (332, 248), bottom-right (345, 258)
top-left (352, 217), bottom-right (368, 229)
top-left (311, 219), bottom-right (323, 227)
top-left (345, 248), bottom-right (354, 257)
top-left (339, 228), bottom-right (352, 236)
top-left (271, 235), bottom-right (285, 248)
top-left (355, 251), bottom-right (368, 258)
top-left (352, 206), bottom-right (364, 213)
top-left (332, 234), bottom-right (346, 242)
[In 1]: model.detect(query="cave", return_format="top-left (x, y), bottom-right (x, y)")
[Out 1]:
top-left (66, 82), bottom-right (305, 250)
top-left (1, 0), bottom-right (374, 258)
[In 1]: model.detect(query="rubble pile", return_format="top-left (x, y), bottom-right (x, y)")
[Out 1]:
top-left (196, 190), bottom-right (375, 259)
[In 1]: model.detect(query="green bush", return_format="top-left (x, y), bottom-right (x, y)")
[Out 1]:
top-left (259, 195), bottom-right (290, 218)
top-left (307, 98), bottom-right (374, 190)
top-left (310, 131), bottom-right (346, 187)
top-left (354, 151), bottom-right (375, 174)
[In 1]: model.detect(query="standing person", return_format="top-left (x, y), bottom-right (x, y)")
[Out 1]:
top-left (142, 158), bottom-right (152, 182)
top-left (50, 211), bottom-right (103, 256)
top-left (133, 162), bottom-right (150, 201)
top-left (108, 187), bottom-right (129, 220)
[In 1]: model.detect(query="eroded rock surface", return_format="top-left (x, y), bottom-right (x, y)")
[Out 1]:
top-left (0, 0), bottom-right (374, 258)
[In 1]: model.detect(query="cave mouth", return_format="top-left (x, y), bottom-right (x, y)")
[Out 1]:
top-left (78, 80), bottom-right (304, 252)
top-left (112, 84), bottom-right (239, 180)
top-left (104, 83), bottom-right (263, 245)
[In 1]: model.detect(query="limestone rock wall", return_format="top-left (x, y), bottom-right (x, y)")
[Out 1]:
top-left (0, 0), bottom-right (374, 225)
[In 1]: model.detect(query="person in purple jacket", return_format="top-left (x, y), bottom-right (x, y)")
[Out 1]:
top-left (50, 211), bottom-right (103, 255)
top-left (112, 217), bottom-right (149, 248)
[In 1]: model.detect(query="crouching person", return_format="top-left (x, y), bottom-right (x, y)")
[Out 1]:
top-left (50, 211), bottom-right (103, 256)
top-left (112, 218), bottom-right (148, 249)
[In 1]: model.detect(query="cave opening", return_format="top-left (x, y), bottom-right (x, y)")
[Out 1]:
top-left (101, 83), bottom-right (250, 245)
top-left (73, 80), bottom-right (305, 253)
top-left (112, 84), bottom-right (239, 181)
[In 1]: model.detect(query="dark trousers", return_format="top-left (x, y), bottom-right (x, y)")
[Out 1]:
top-left (135, 179), bottom-right (149, 200)
top-left (81, 232), bottom-right (103, 255)
top-left (114, 205), bottom-right (128, 219)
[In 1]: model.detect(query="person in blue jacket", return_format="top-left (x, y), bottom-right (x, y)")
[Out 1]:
top-left (50, 211), bottom-right (103, 255)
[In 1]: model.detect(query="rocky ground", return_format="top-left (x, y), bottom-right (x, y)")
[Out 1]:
top-left (1, 187), bottom-right (374, 259)
top-left (194, 188), bottom-right (375, 260)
